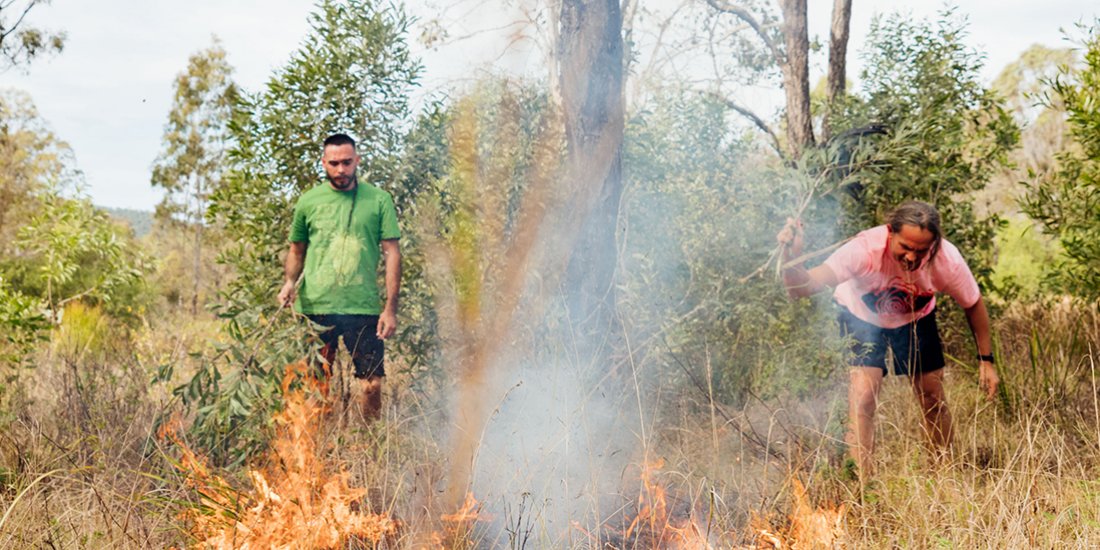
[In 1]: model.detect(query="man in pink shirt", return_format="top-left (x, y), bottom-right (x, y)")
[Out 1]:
top-left (778, 201), bottom-right (999, 477)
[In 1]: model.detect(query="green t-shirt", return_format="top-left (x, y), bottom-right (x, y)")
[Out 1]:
top-left (288, 182), bottom-right (401, 315)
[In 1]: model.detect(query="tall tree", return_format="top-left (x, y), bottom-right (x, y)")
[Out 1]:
top-left (558, 0), bottom-right (625, 359)
top-left (0, 89), bottom-right (74, 363)
top-left (0, 89), bottom-right (76, 242)
top-left (777, 0), bottom-right (812, 154)
top-left (822, 0), bottom-right (852, 142)
top-left (0, 0), bottom-right (64, 71)
top-left (151, 41), bottom-right (238, 314)
top-left (0, 93), bottom-right (149, 364)
top-left (190, 0), bottom-right (421, 464)
top-left (703, 0), bottom-right (853, 157)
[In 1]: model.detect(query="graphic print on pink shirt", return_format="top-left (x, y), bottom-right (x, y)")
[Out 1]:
top-left (860, 279), bottom-right (934, 317)
top-left (824, 225), bottom-right (981, 330)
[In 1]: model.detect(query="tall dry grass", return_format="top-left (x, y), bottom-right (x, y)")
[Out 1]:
top-left (1, 299), bottom-right (1097, 549)
top-left (0, 306), bottom-right (221, 548)
top-left (647, 299), bottom-right (1100, 548)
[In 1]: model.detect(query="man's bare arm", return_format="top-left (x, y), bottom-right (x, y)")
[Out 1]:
top-left (278, 242), bottom-right (308, 307)
top-left (964, 296), bottom-right (999, 399)
top-left (777, 218), bottom-right (839, 298)
top-left (377, 239), bottom-right (401, 339)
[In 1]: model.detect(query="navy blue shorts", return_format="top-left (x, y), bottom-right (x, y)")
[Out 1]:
top-left (837, 307), bottom-right (945, 376)
top-left (306, 314), bottom-right (385, 379)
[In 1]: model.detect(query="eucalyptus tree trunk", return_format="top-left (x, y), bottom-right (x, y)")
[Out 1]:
top-left (558, 0), bottom-right (625, 362)
top-left (823, 0), bottom-right (853, 142)
top-left (778, 0), bottom-right (814, 156)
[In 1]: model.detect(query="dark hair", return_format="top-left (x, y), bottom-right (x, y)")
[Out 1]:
top-left (886, 200), bottom-right (943, 263)
top-left (323, 133), bottom-right (356, 149)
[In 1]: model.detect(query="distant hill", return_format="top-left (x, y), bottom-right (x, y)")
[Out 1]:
top-left (100, 206), bottom-right (155, 238)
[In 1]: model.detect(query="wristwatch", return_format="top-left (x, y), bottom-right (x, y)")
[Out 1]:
top-left (977, 354), bottom-right (995, 364)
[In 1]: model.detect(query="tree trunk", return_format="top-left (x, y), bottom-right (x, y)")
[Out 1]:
top-left (558, 0), bottom-right (625, 361)
top-left (823, 0), bottom-right (853, 142)
top-left (778, 0), bottom-right (814, 156)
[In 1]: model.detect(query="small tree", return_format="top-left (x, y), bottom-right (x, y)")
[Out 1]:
top-left (187, 0), bottom-right (421, 464)
top-left (1022, 21), bottom-right (1100, 300)
top-left (151, 40), bottom-right (238, 314)
top-left (11, 193), bottom-right (150, 320)
top-left (830, 10), bottom-right (1018, 286)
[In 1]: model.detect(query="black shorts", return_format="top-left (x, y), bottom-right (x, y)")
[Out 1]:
top-left (306, 314), bottom-right (385, 379)
top-left (837, 306), bottom-right (945, 376)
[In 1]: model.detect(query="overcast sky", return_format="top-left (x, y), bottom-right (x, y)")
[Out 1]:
top-left (4, 0), bottom-right (1096, 210)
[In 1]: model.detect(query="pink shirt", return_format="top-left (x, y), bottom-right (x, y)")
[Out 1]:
top-left (823, 225), bottom-right (981, 329)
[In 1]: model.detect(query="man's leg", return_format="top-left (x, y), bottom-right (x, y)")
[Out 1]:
top-left (349, 315), bottom-right (385, 424)
top-left (355, 376), bottom-right (383, 422)
top-left (903, 310), bottom-right (951, 460)
top-left (911, 368), bottom-right (952, 458)
top-left (848, 366), bottom-right (885, 478)
top-left (308, 315), bottom-right (338, 399)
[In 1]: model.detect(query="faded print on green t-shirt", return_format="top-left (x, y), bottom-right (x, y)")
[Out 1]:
top-left (289, 182), bottom-right (400, 315)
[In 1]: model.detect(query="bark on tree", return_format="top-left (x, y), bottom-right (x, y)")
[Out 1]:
top-left (558, 0), bottom-right (625, 357)
top-left (823, 0), bottom-right (853, 142)
top-left (777, 0), bottom-right (814, 156)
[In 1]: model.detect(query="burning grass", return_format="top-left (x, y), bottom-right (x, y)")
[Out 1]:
top-left (161, 361), bottom-right (398, 549)
top-left (621, 458), bottom-right (714, 549)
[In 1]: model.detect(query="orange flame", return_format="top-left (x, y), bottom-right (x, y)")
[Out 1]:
top-left (440, 492), bottom-right (490, 523)
top-left (165, 361), bottom-right (398, 548)
top-left (748, 478), bottom-right (846, 549)
top-left (621, 458), bottom-right (714, 550)
top-left (786, 478), bottom-right (844, 549)
top-left (430, 491), bottom-right (495, 548)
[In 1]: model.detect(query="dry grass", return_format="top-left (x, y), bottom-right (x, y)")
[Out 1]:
top-left (1, 301), bottom-right (1097, 548)
top-left (0, 309), bottom-right (220, 547)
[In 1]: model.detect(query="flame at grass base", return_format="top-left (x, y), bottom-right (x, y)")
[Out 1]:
top-left (162, 361), bottom-right (398, 549)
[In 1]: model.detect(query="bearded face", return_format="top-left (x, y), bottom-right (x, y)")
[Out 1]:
top-left (322, 143), bottom-right (359, 190)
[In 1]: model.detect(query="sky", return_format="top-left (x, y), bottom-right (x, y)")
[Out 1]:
top-left (3, 0), bottom-right (1097, 211)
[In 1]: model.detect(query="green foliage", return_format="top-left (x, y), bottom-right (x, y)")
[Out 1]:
top-left (0, 89), bottom-right (80, 243)
top-left (399, 79), bottom-right (565, 389)
top-left (186, 0), bottom-right (422, 464)
top-left (621, 89), bottom-right (847, 403)
top-left (0, 1), bottom-right (65, 71)
top-left (830, 10), bottom-right (1019, 287)
top-left (990, 217), bottom-right (1059, 302)
top-left (7, 192), bottom-right (150, 319)
top-left (151, 39), bottom-right (238, 225)
top-left (1022, 21), bottom-right (1100, 301)
top-left (0, 89), bottom-right (150, 369)
top-left (0, 278), bottom-right (47, 364)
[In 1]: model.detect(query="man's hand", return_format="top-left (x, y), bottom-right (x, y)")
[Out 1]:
top-left (377, 310), bottom-right (397, 339)
top-left (277, 280), bottom-right (297, 308)
top-left (978, 361), bottom-right (999, 400)
top-left (777, 217), bottom-right (804, 259)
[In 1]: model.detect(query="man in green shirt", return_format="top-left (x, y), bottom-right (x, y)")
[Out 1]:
top-left (277, 133), bottom-right (402, 422)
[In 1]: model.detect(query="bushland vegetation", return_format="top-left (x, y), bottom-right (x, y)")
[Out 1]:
top-left (1, 1), bottom-right (1099, 547)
